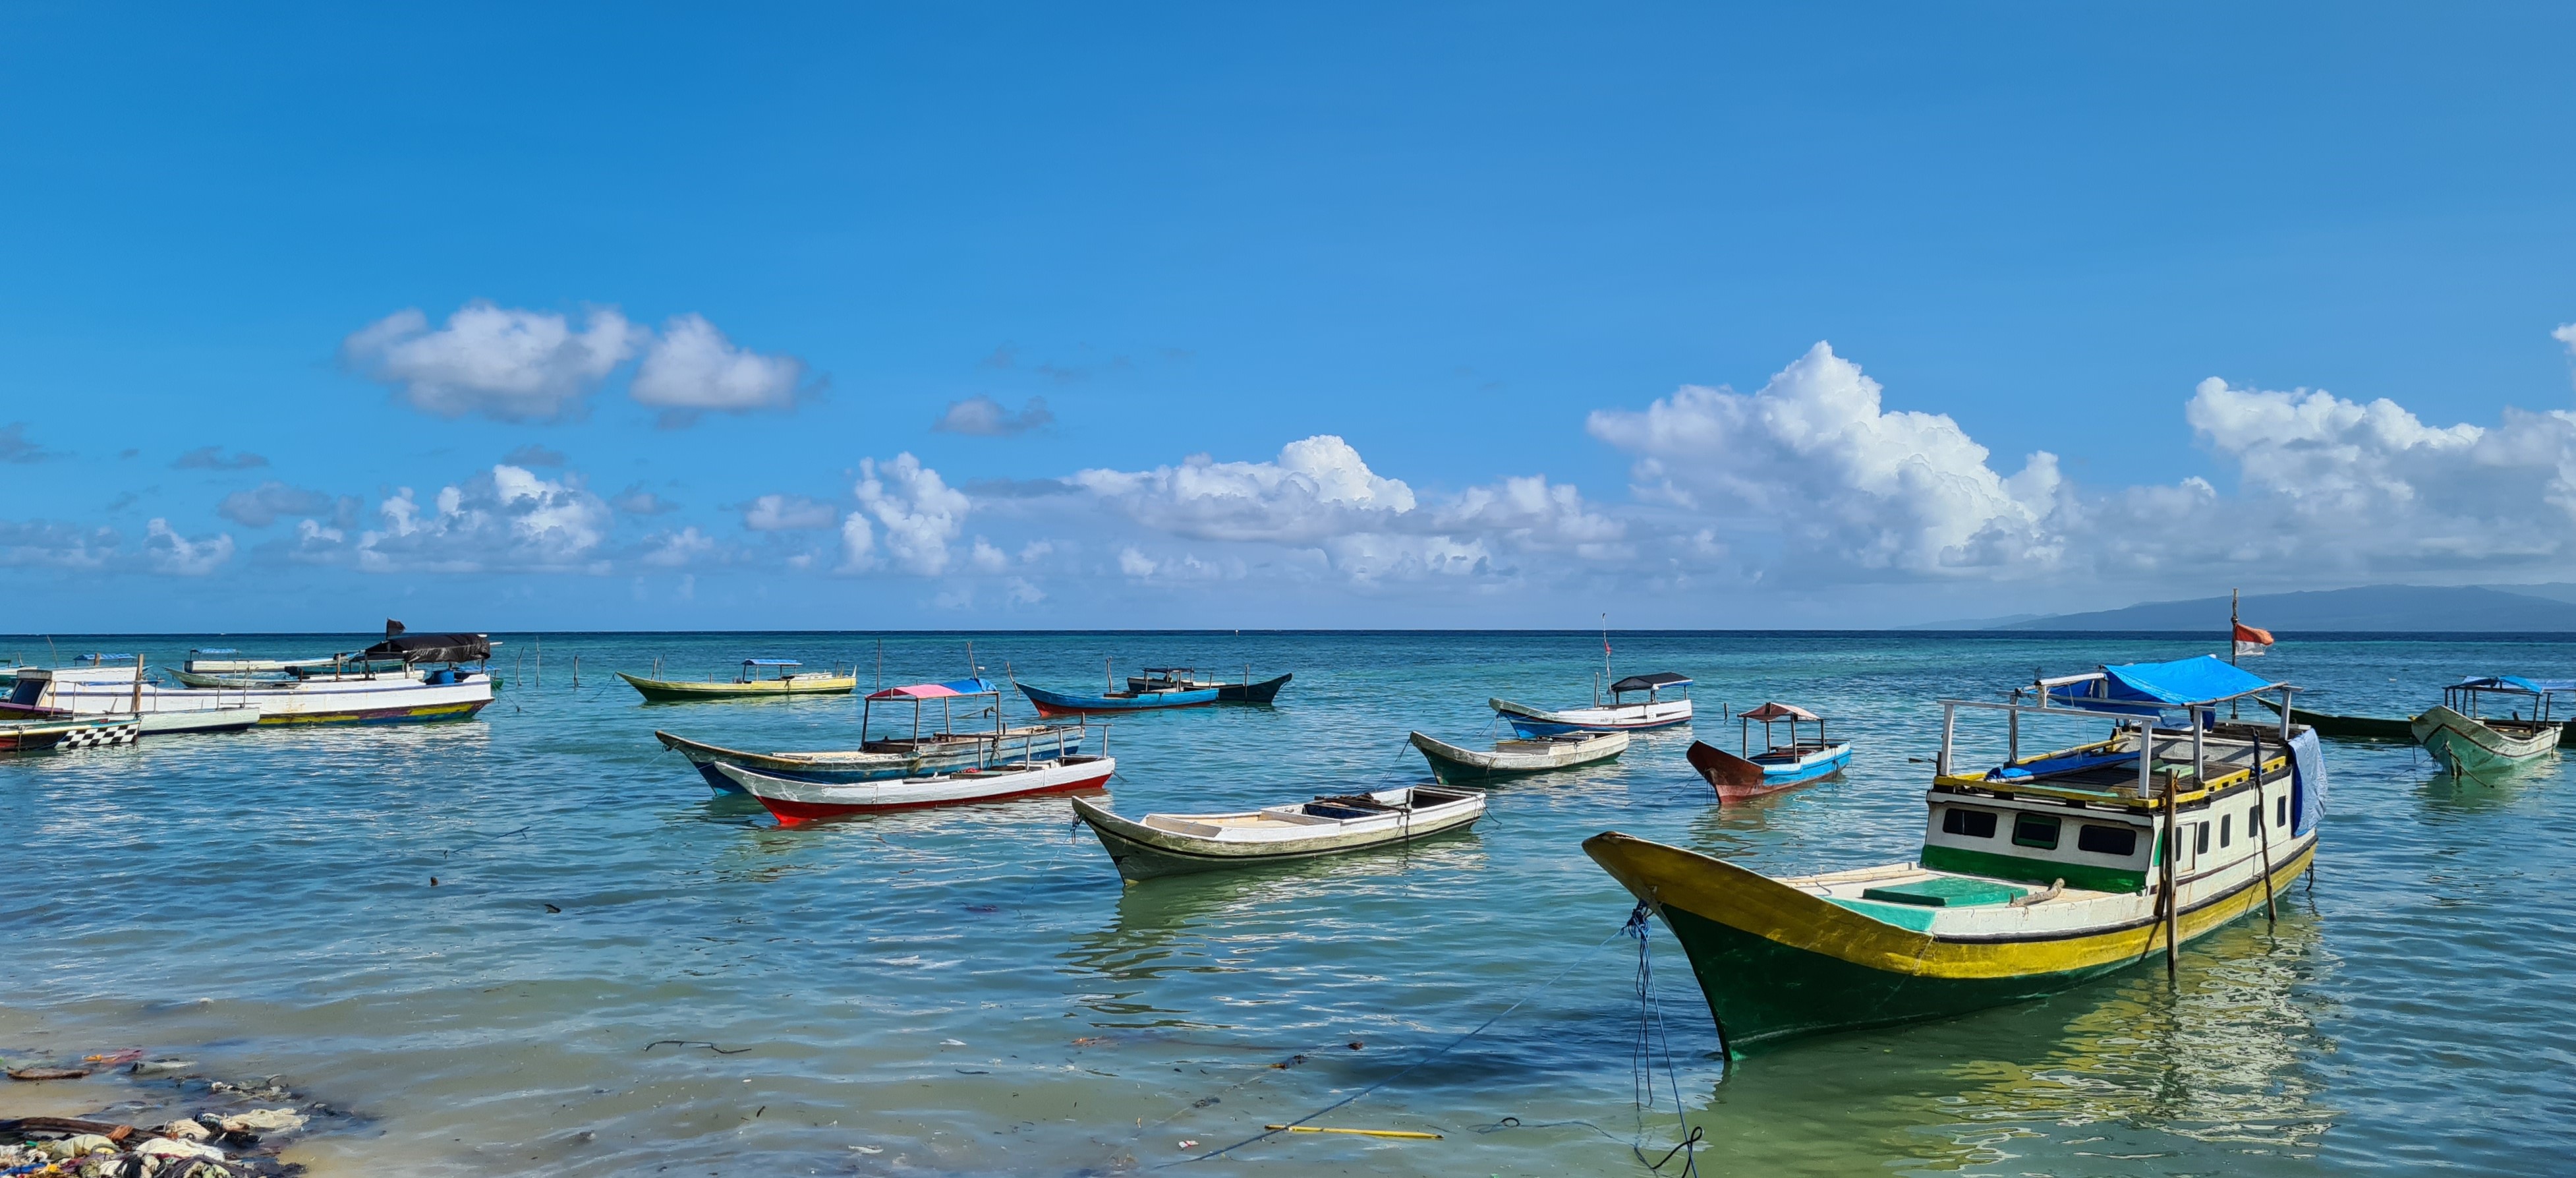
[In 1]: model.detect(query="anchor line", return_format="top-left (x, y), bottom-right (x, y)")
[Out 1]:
top-left (1164, 917), bottom-right (1634, 1167)
top-left (1627, 900), bottom-right (1705, 1177)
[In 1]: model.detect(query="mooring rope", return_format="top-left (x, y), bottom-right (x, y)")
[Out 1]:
top-left (1626, 900), bottom-right (1705, 1176)
top-left (1164, 916), bottom-right (1636, 1167)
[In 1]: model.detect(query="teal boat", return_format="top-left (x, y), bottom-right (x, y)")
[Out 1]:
top-left (2411, 676), bottom-right (2570, 777)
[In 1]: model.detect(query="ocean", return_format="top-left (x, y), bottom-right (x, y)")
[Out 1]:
top-left (3, 630), bottom-right (2569, 1177)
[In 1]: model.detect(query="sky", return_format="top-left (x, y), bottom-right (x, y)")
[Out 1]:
top-left (6, 3), bottom-right (2576, 631)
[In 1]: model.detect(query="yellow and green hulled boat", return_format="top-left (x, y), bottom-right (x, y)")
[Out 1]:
top-left (1589, 655), bottom-right (2325, 1053)
top-left (2409, 676), bottom-right (2571, 778)
top-left (618, 659), bottom-right (857, 702)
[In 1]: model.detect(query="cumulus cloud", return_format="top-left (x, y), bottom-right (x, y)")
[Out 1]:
top-left (969, 539), bottom-right (1010, 572)
top-left (0, 423), bottom-right (59, 464)
top-left (840, 454), bottom-right (967, 575)
top-left (640, 526), bottom-right (717, 568)
top-left (0, 520), bottom-right (116, 568)
top-left (1588, 342), bottom-right (2065, 576)
top-left (343, 302), bottom-right (643, 422)
top-left (215, 482), bottom-right (347, 528)
top-left (933, 395), bottom-right (1054, 437)
top-left (351, 464), bottom-right (613, 573)
top-left (171, 446), bottom-right (268, 471)
top-left (629, 314), bottom-right (809, 427)
top-left (1073, 435), bottom-right (1416, 544)
top-left (144, 519), bottom-right (234, 575)
top-left (742, 493), bottom-right (840, 532)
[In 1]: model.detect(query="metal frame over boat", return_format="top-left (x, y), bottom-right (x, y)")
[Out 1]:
top-left (1491, 671), bottom-right (1693, 736)
top-left (2411, 676), bottom-right (2571, 777)
top-left (1589, 655), bottom-right (2324, 1054)
top-left (1687, 702), bottom-right (1850, 802)
top-left (1122, 667), bottom-right (1293, 704)
top-left (1072, 784), bottom-right (1484, 880)
top-left (656, 678), bottom-right (1084, 791)
top-left (712, 728), bottom-right (1116, 825)
top-left (617, 659), bottom-right (857, 702)
top-left (1408, 730), bottom-right (1626, 783)
top-left (3, 657), bottom-right (264, 734)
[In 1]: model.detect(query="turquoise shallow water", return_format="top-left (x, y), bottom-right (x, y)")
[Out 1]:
top-left (3, 631), bottom-right (2573, 1177)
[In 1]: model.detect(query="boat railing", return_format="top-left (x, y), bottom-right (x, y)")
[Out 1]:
top-left (973, 719), bottom-right (1106, 771)
top-left (1935, 686), bottom-right (2303, 795)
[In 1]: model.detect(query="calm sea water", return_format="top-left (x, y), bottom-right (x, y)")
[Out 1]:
top-left (3, 631), bottom-right (2571, 1177)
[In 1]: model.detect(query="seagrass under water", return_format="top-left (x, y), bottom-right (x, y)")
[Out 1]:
top-left (1, 630), bottom-right (2569, 1176)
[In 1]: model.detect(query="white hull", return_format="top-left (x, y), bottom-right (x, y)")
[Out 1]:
top-left (714, 755), bottom-right (1116, 825)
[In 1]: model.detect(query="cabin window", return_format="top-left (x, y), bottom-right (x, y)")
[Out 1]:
top-left (2194, 823), bottom-right (2210, 854)
top-left (2011, 813), bottom-right (2060, 850)
top-left (2247, 804), bottom-right (2262, 835)
top-left (2076, 823), bottom-right (2138, 857)
top-left (1941, 808), bottom-right (1998, 839)
top-left (2219, 814), bottom-right (2232, 848)
top-left (2276, 796), bottom-right (2289, 827)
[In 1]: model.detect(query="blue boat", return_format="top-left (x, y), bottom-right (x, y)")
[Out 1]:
top-left (1017, 678), bottom-right (1219, 716)
top-left (1686, 702), bottom-right (1851, 801)
top-left (1491, 672), bottom-right (1695, 736)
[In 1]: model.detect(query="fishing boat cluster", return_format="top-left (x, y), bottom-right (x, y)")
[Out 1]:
top-left (4, 628), bottom-right (2551, 1058)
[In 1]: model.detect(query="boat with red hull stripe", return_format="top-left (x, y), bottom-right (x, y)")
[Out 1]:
top-left (712, 755), bottom-right (1116, 826)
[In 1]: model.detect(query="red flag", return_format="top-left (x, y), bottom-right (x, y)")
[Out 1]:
top-left (2233, 622), bottom-right (2274, 646)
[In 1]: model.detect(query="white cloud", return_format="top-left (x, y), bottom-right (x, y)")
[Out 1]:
top-left (353, 464), bottom-right (613, 574)
top-left (1116, 546), bottom-right (1155, 577)
top-left (344, 303), bottom-right (642, 422)
top-left (1588, 341), bottom-right (2065, 575)
top-left (1073, 434), bottom-right (1416, 543)
top-left (840, 454), bottom-right (968, 575)
top-left (144, 518), bottom-right (234, 575)
top-left (641, 526), bottom-right (716, 568)
top-left (0, 520), bottom-right (115, 568)
top-left (630, 314), bottom-right (809, 427)
top-left (1006, 577), bottom-right (1044, 604)
top-left (933, 395), bottom-right (1054, 436)
top-left (1019, 540), bottom-right (1054, 564)
top-left (742, 493), bottom-right (839, 531)
top-left (612, 484), bottom-right (679, 515)
top-left (969, 539), bottom-right (1009, 572)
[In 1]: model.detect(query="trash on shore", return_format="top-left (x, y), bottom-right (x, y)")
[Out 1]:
top-left (0, 1054), bottom-right (336, 1178)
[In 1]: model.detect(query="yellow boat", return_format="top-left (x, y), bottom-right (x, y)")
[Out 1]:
top-left (618, 659), bottom-right (856, 702)
top-left (1589, 655), bottom-right (2325, 1054)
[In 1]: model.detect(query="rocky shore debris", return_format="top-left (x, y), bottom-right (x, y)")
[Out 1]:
top-left (0, 1054), bottom-right (331, 1178)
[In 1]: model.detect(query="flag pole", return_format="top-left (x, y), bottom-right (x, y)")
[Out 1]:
top-left (2230, 589), bottom-right (2240, 719)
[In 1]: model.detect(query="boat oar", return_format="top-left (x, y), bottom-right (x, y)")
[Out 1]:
top-left (1263, 1125), bottom-right (1441, 1140)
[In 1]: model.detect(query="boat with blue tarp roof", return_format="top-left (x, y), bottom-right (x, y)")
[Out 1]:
top-left (1587, 654), bottom-right (2324, 1053)
top-left (2411, 675), bottom-right (2572, 777)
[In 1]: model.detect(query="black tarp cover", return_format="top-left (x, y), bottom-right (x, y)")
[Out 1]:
top-left (358, 632), bottom-right (492, 664)
top-left (1609, 672), bottom-right (1692, 693)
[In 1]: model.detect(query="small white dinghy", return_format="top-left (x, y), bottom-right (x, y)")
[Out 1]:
top-left (1072, 784), bottom-right (1485, 881)
top-left (713, 754), bottom-right (1115, 826)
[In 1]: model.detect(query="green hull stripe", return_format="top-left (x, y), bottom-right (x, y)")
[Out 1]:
top-left (1920, 844), bottom-right (2146, 893)
top-left (1659, 904), bottom-right (2128, 1051)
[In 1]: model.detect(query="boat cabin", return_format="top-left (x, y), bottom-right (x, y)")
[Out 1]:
top-left (1606, 672), bottom-right (1690, 707)
top-left (735, 659), bottom-right (831, 684)
top-left (1921, 655), bottom-right (2316, 897)
top-left (1732, 701), bottom-right (1829, 763)
top-left (2437, 675), bottom-right (2574, 734)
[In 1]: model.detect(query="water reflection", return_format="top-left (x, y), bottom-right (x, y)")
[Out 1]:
top-left (2415, 755), bottom-right (2558, 813)
top-left (1690, 916), bottom-right (2333, 1174)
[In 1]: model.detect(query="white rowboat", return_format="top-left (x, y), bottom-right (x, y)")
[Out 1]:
top-left (1072, 784), bottom-right (1485, 881)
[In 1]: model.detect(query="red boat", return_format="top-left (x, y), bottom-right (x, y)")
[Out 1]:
top-left (1688, 702), bottom-right (1852, 802)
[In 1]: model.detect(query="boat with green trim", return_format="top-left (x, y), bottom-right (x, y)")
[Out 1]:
top-left (1587, 655), bottom-right (2324, 1054)
top-left (2252, 696), bottom-right (2411, 740)
top-left (2411, 676), bottom-right (2569, 777)
top-left (1407, 730), bottom-right (1627, 783)
top-left (619, 659), bottom-right (857, 702)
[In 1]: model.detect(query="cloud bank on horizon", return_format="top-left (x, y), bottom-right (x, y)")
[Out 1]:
top-left (13, 297), bottom-right (2576, 625)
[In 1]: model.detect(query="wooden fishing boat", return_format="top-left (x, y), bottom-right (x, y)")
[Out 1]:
top-left (1589, 655), bottom-right (2324, 1054)
top-left (3, 660), bottom-right (264, 734)
top-left (1407, 730), bottom-right (1626, 783)
top-left (223, 630), bottom-right (494, 724)
top-left (2252, 697), bottom-right (2413, 741)
top-left (0, 715), bottom-right (140, 752)
top-left (713, 743), bottom-right (1116, 826)
top-left (617, 659), bottom-right (857, 702)
top-left (2412, 676), bottom-right (2570, 777)
top-left (656, 678), bottom-right (1083, 790)
top-left (1123, 667), bottom-right (1294, 704)
top-left (1017, 662), bottom-right (1220, 716)
top-left (1688, 702), bottom-right (1851, 802)
top-left (1491, 672), bottom-right (1693, 736)
top-left (1072, 785), bottom-right (1484, 881)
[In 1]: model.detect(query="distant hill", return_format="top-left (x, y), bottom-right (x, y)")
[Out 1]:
top-left (1998, 585), bottom-right (2576, 632)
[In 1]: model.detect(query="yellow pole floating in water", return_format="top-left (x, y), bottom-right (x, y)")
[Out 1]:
top-left (1264, 1125), bottom-right (1442, 1140)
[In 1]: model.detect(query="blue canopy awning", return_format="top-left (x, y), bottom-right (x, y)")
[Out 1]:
top-left (2049, 655), bottom-right (2276, 709)
top-left (2451, 676), bottom-right (2576, 695)
top-left (743, 659), bottom-right (803, 667)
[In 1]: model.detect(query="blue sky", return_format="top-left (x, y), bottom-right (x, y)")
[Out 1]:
top-left (7, 4), bottom-right (2576, 630)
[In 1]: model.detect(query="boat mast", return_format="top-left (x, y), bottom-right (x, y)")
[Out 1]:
top-left (2229, 589), bottom-right (2241, 719)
